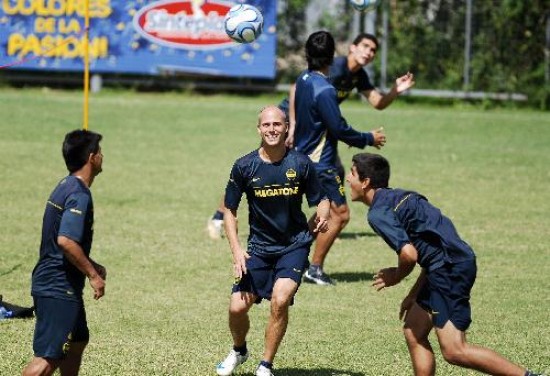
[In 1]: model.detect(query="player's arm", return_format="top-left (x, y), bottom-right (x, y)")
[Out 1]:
top-left (362, 72), bottom-right (415, 110)
top-left (224, 207), bottom-right (249, 279)
top-left (316, 89), bottom-right (373, 148)
top-left (399, 268), bottom-right (427, 320)
top-left (372, 243), bottom-right (418, 290)
top-left (285, 83), bottom-right (297, 148)
top-left (310, 198), bottom-right (330, 233)
top-left (58, 236), bottom-right (105, 300)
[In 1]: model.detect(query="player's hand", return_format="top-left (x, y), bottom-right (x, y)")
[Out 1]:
top-left (284, 134), bottom-right (294, 148)
top-left (399, 294), bottom-right (415, 321)
top-left (93, 261), bottom-right (107, 280)
top-left (232, 249), bottom-right (250, 281)
top-left (371, 127), bottom-right (386, 149)
top-left (395, 72), bottom-right (415, 93)
top-left (89, 274), bottom-right (105, 300)
top-left (312, 215), bottom-right (329, 233)
top-left (372, 267), bottom-right (399, 291)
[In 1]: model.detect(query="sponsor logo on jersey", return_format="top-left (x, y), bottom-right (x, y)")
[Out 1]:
top-left (254, 186), bottom-right (299, 198)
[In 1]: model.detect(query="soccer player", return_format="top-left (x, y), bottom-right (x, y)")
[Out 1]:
top-left (347, 152), bottom-right (543, 376)
top-left (23, 130), bottom-right (107, 376)
top-left (291, 30), bottom-right (386, 286)
top-left (205, 33), bottom-right (415, 244)
top-left (215, 106), bottom-right (330, 376)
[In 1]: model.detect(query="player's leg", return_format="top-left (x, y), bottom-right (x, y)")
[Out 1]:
top-left (59, 302), bottom-right (89, 376)
top-left (217, 291), bottom-right (256, 376)
top-left (207, 196), bottom-right (226, 239)
top-left (403, 303), bottom-right (436, 376)
top-left (228, 291), bottom-right (256, 347)
top-left (305, 168), bottom-right (349, 285)
top-left (59, 341), bottom-right (87, 376)
top-left (257, 247), bottom-right (307, 375)
top-left (22, 357), bottom-right (59, 376)
top-left (436, 321), bottom-right (527, 375)
top-left (262, 277), bottom-right (298, 363)
top-left (23, 297), bottom-right (84, 376)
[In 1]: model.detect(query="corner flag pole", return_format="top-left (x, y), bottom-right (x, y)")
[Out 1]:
top-left (83, 0), bottom-right (90, 130)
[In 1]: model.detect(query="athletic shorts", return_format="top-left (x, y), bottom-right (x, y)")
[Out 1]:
top-left (317, 167), bottom-right (347, 206)
top-left (232, 246), bottom-right (310, 304)
top-left (334, 154), bottom-right (346, 182)
top-left (416, 259), bottom-right (477, 331)
top-left (32, 296), bottom-right (89, 359)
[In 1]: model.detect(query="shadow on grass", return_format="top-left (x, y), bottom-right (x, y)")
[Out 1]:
top-left (244, 369), bottom-right (365, 376)
top-left (0, 263), bottom-right (21, 277)
top-left (331, 271), bottom-right (375, 284)
top-left (337, 231), bottom-right (377, 240)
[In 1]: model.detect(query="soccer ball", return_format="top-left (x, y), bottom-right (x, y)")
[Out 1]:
top-left (349, 0), bottom-right (381, 12)
top-left (224, 4), bottom-right (263, 43)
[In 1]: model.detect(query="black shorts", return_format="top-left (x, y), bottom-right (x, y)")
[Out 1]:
top-left (232, 247), bottom-right (310, 303)
top-left (317, 167), bottom-right (347, 206)
top-left (32, 296), bottom-right (89, 359)
top-left (416, 259), bottom-right (477, 331)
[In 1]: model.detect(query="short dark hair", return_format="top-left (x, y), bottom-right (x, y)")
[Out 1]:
top-left (305, 31), bottom-right (335, 71)
top-left (352, 153), bottom-right (390, 188)
top-left (62, 129), bottom-right (103, 173)
top-left (352, 33), bottom-right (379, 50)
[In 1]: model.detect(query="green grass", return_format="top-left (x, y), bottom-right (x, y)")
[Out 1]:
top-left (0, 88), bottom-right (549, 375)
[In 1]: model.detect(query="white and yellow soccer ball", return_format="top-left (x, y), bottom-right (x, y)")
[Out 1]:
top-left (349, 0), bottom-right (381, 12)
top-left (224, 4), bottom-right (264, 43)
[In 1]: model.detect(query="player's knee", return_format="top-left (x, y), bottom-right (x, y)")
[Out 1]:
top-left (270, 294), bottom-right (292, 313)
top-left (441, 347), bottom-right (467, 366)
top-left (22, 358), bottom-right (56, 376)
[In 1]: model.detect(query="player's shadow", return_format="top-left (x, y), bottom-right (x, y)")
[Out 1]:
top-left (337, 231), bottom-right (377, 240)
top-left (244, 369), bottom-right (365, 376)
top-left (331, 271), bottom-right (375, 284)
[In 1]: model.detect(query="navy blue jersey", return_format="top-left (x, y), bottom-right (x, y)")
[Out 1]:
top-left (278, 56), bottom-right (375, 113)
top-left (225, 149), bottom-right (325, 256)
top-left (367, 189), bottom-right (475, 271)
top-left (31, 176), bottom-right (94, 301)
top-left (329, 56), bottom-right (375, 103)
top-left (294, 70), bottom-right (373, 170)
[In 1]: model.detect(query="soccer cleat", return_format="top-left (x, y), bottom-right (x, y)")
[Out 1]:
top-left (255, 365), bottom-right (274, 376)
top-left (303, 267), bottom-right (335, 286)
top-left (207, 218), bottom-right (225, 240)
top-left (216, 349), bottom-right (248, 375)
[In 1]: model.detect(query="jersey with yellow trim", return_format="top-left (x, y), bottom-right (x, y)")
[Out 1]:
top-left (294, 69), bottom-right (373, 170)
top-left (278, 56), bottom-right (375, 114)
top-left (31, 175), bottom-right (94, 302)
top-left (367, 188), bottom-right (475, 271)
top-left (225, 149), bottom-right (325, 256)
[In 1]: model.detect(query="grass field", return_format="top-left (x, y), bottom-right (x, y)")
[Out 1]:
top-left (0, 88), bottom-right (549, 375)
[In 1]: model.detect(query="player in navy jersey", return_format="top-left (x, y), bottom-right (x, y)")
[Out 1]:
top-left (205, 33), bottom-right (414, 243)
top-left (291, 31), bottom-right (386, 285)
top-left (23, 130), bottom-right (107, 376)
top-left (216, 106), bottom-right (330, 376)
top-left (347, 152), bottom-right (542, 376)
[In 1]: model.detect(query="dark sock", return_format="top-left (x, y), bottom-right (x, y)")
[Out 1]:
top-left (212, 210), bottom-right (224, 221)
top-left (260, 360), bottom-right (273, 369)
top-left (233, 342), bottom-right (247, 355)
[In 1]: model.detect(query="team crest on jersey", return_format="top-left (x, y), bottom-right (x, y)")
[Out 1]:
top-left (285, 169), bottom-right (297, 180)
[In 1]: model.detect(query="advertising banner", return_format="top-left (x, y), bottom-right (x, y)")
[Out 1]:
top-left (0, 0), bottom-right (277, 79)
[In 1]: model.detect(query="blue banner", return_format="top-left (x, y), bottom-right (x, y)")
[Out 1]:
top-left (0, 0), bottom-right (277, 79)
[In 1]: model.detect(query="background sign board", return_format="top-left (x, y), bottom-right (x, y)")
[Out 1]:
top-left (0, 0), bottom-right (277, 79)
